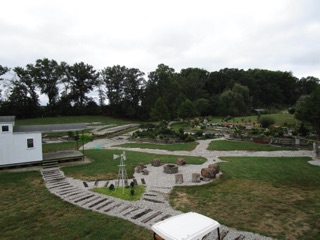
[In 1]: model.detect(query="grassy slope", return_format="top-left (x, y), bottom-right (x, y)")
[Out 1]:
top-left (0, 171), bottom-right (151, 240)
top-left (170, 157), bottom-right (320, 240)
top-left (231, 112), bottom-right (296, 126)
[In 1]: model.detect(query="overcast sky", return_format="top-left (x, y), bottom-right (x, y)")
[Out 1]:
top-left (1, 0), bottom-right (320, 79)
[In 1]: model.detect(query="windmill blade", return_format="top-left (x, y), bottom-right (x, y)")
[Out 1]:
top-left (113, 154), bottom-right (120, 160)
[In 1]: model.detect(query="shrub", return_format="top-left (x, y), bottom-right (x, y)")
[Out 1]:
top-left (204, 133), bottom-right (215, 139)
top-left (79, 134), bottom-right (92, 142)
top-left (288, 107), bottom-right (295, 114)
top-left (130, 181), bottom-right (135, 188)
top-left (130, 189), bottom-right (135, 196)
top-left (258, 116), bottom-right (275, 128)
top-left (195, 130), bottom-right (203, 137)
top-left (185, 135), bottom-right (195, 142)
top-left (109, 184), bottom-right (115, 191)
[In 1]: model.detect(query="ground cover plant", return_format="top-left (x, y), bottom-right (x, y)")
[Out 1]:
top-left (208, 140), bottom-right (296, 151)
top-left (0, 171), bottom-right (152, 240)
top-left (169, 156), bottom-right (320, 240)
top-left (62, 149), bottom-right (206, 181)
top-left (93, 185), bottom-right (146, 201)
top-left (115, 142), bottom-right (198, 151)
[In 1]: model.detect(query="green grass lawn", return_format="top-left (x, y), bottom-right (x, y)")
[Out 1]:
top-left (0, 171), bottom-right (152, 240)
top-left (62, 149), bottom-right (206, 181)
top-left (93, 185), bottom-right (146, 201)
top-left (208, 140), bottom-right (296, 151)
top-left (231, 112), bottom-right (296, 127)
top-left (170, 121), bottom-right (190, 131)
top-left (115, 142), bottom-right (198, 151)
top-left (2, 151), bottom-right (319, 239)
top-left (170, 157), bottom-right (320, 240)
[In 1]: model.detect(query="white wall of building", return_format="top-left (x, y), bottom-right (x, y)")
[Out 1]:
top-left (0, 125), bottom-right (43, 166)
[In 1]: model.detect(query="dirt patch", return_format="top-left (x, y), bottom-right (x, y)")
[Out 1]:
top-left (27, 177), bottom-right (44, 186)
top-left (170, 192), bottom-right (198, 210)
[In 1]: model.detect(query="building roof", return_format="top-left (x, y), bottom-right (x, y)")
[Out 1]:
top-left (0, 116), bottom-right (15, 123)
top-left (13, 123), bottom-right (87, 133)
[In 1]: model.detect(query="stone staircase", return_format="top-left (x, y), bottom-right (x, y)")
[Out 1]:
top-left (40, 168), bottom-right (271, 239)
top-left (42, 159), bottom-right (59, 169)
top-left (40, 168), bottom-right (179, 228)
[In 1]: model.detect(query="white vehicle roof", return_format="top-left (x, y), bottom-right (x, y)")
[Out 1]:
top-left (151, 212), bottom-right (220, 240)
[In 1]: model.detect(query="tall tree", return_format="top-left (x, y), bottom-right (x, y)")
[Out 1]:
top-left (177, 68), bottom-right (209, 101)
top-left (30, 58), bottom-right (62, 109)
top-left (295, 86), bottom-right (320, 137)
top-left (150, 97), bottom-right (170, 121)
top-left (206, 68), bottom-right (242, 96)
top-left (3, 78), bottom-right (39, 118)
top-left (246, 69), bottom-right (298, 107)
top-left (13, 66), bottom-right (39, 110)
top-left (101, 65), bottom-right (145, 117)
top-left (178, 99), bottom-right (198, 119)
top-left (143, 64), bottom-right (179, 119)
top-left (121, 67), bottom-right (145, 117)
top-left (297, 76), bottom-right (320, 96)
top-left (219, 83), bottom-right (252, 116)
top-left (101, 65), bottom-right (126, 108)
top-left (68, 62), bottom-right (99, 108)
top-left (194, 98), bottom-right (210, 116)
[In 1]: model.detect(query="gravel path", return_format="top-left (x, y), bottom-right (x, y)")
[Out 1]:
top-left (41, 134), bottom-right (319, 240)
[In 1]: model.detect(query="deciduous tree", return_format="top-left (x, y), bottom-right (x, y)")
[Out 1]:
top-left (219, 83), bottom-right (251, 116)
top-left (31, 58), bottom-right (61, 109)
top-left (295, 86), bottom-right (320, 136)
top-left (101, 65), bottom-right (145, 117)
top-left (68, 62), bottom-right (99, 108)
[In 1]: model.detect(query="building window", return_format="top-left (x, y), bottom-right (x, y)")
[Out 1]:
top-left (27, 138), bottom-right (34, 148)
top-left (2, 125), bottom-right (9, 132)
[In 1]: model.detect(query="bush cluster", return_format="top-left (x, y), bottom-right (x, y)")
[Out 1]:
top-left (133, 121), bottom-right (195, 142)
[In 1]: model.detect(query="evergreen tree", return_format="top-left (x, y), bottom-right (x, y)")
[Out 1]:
top-left (150, 97), bottom-right (170, 121)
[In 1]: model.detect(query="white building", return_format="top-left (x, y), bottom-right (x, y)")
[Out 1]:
top-left (0, 116), bottom-right (86, 168)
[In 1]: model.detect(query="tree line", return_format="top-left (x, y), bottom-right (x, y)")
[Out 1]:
top-left (0, 59), bottom-right (319, 119)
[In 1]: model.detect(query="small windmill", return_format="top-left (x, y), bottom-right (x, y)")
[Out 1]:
top-left (113, 151), bottom-right (128, 193)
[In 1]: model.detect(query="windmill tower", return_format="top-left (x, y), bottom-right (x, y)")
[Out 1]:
top-left (113, 151), bottom-right (128, 193)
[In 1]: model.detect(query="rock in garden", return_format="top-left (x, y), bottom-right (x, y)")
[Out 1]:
top-left (208, 164), bottom-right (220, 174)
top-left (151, 158), bottom-right (161, 167)
top-left (176, 157), bottom-right (186, 166)
top-left (201, 168), bottom-right (216, 179)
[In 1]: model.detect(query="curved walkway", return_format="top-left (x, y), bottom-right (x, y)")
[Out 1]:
top-left (41, 136), bottom-right (318, 240)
